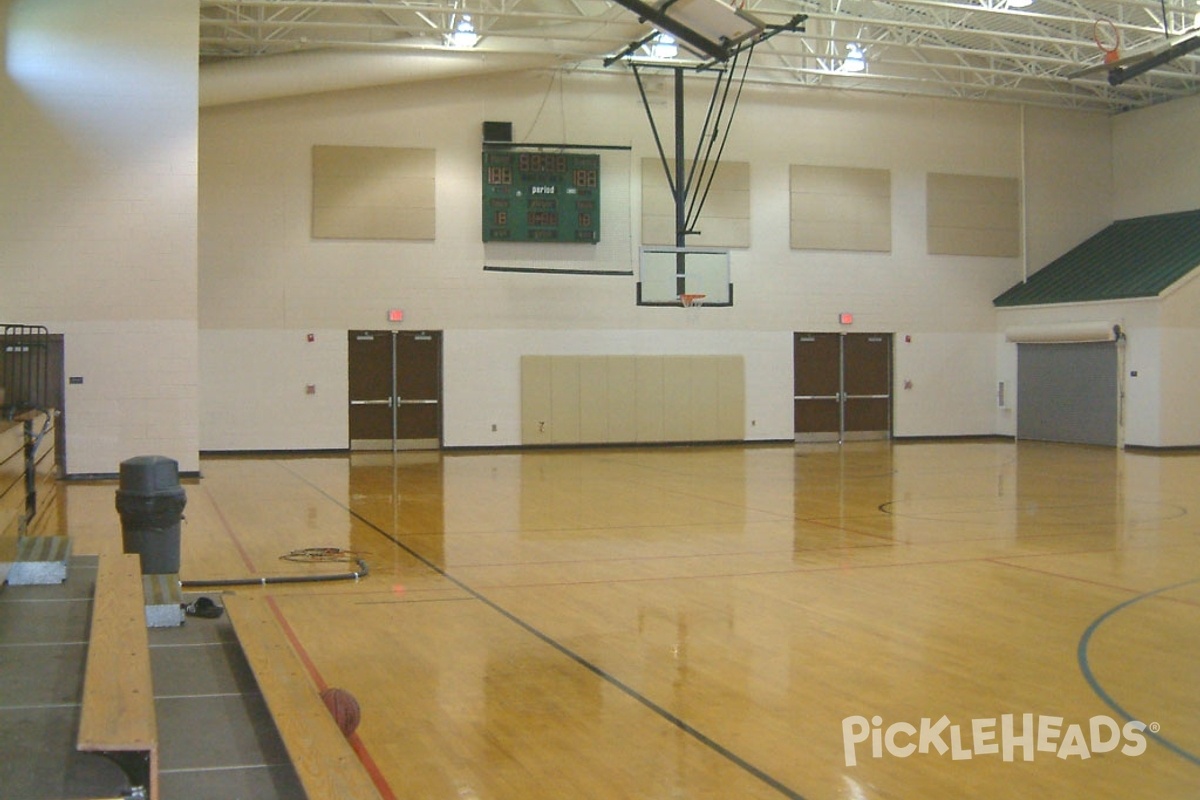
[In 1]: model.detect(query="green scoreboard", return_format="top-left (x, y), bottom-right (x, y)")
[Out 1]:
top-left (482, 150), bottom-right (600, 243)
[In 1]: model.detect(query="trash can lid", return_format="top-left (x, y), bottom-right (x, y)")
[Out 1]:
top-left (118, 455), bottom-right (181, 494)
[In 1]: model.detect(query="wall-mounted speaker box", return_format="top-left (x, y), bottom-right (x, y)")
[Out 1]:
top-left (483, 121), bottom-right (513, 143)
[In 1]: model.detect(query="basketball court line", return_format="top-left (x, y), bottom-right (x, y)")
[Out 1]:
top-left (991, 558), bottom-right (1200, 609)
top-left (442, 555), bottom-right (998, 591)
top-left (415, 513), bottom-right (1166, 564)
top-left (423, 538), bottom-right (1172, 592)
top-left (378, 496), bottom-right (1181, 550)
top-left (379, 510), bottom-right (1128, 561)
top-left (1077, 577), bottom-right (1200, 767)
top-left (262, 594), bottom-right (400, 800)
top-left (879, 498), bottom-right (1189, 525)
top-left (802, 516), bottom-right (899, 539)
top-left (244, 454), bottom-right (1200, 795)
top-left (275, 460), bottom-right (811, 800)
top-left (199, 483), bottom-right (260, 573)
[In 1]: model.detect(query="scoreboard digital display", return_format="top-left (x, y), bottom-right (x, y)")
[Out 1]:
top-left (482, 150), bottom-right (600, 243)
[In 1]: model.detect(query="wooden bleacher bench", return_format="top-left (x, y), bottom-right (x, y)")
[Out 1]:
top-left (78, 552), bottom-right (158, 800)
top-left (223, 593), bottom-right (385, 800)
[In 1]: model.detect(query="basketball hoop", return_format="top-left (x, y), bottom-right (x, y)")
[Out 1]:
top-left (679, 293), bottom-right (707, 307)
top-left (1093, 18), bottom-right (1121, 64)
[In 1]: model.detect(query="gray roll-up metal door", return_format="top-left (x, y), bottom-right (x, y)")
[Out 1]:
top-left (1016, 341), bottom-right (1118, 446)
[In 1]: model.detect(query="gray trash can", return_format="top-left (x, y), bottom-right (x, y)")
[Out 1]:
top-left (115, 455), bottom-right (186, 575)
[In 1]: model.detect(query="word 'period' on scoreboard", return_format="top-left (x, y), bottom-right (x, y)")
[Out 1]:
top-left (482, 150), bottom-right (600, 243)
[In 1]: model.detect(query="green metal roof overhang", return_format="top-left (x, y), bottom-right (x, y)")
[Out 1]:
top-left (994, 209), bottom-right (1200, 307)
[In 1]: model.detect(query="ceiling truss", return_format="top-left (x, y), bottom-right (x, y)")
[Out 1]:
top-left (200, 0), bottom-right (1200, 112)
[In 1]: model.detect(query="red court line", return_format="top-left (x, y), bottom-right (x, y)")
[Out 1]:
top-left (264, 595), bottom-right (399, 800)
top-left (802, 516), bottom-right (899, 541)
top-left (451, 553), bottom-right (1015, 593)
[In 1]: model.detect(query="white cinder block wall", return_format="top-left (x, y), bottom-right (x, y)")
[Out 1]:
top-left (441, 330), bottom-right (794, 448)
top-left (198, 73), bottom-right (1136, 451)
top-left (1159, 274), bottom-right (1200, 447)
top-left (994, 267), bottom-right (1200, 450)
top-left (994, 300), bottom-right (1161, 446)
top-left (993, 94), bottom-right (1200, 448)
top-left (1112, 94), bottom-right (1200, 221)
top-left (0, 0), bottom-right (199, 475)
top-left (6, 4), bottom-right (1200, 468)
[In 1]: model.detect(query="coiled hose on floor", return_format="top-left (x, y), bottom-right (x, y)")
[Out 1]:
top-left (179, 557), bottom-right (369, 588)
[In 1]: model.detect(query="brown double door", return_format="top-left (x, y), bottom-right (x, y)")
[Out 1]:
top-left (348, 331), bottom-right (442, 450)
top-left (794, 332), bottom-right (892, 442)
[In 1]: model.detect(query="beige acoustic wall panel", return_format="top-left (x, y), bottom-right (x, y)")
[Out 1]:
top-left (578, 357), bottom-right (609, 444)
top-left (550, 358), bottom-right (582, 444)
top-left (661, 358), bottom-right (694, 442)
top-left (790, 165), bottom-right (891, 251)
top-left (520, 356), bottom-right (554, 445)
top-left (688, 358), bottom-right (721, 441)
top-left (641, 160), bottom-right (750, 248)
top-left (927, 173), bottom-right (1021, 257)
top-left (520, 355), bottom-right (744, 445)
top-left (312, 145), bottom-right (436, 240)
top-left (635, 357), bottom-right (666, 442)
top-left (606, 357), bottom-right (638, 443)
top-left (717, 356), bottom-right (745, 440)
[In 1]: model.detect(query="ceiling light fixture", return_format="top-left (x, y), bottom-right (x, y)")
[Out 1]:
top-left (649, 33), bottom-right (679, 59)
top-left (840, 43), bottom-right (866, 72)
top-left (449, 15), bottom-right (479, 48)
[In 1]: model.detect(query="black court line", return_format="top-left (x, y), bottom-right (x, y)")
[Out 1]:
top-left (277, 461), bottom-right (807, 800)
top-left (1077, 577), bottom-right (1200, 768)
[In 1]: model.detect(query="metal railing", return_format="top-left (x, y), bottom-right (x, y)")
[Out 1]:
top-left (1, 324), bottom-right (50, 420)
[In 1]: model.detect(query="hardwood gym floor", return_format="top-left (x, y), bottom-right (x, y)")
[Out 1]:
top-left (58, 440), bottom-right (1200, 799)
